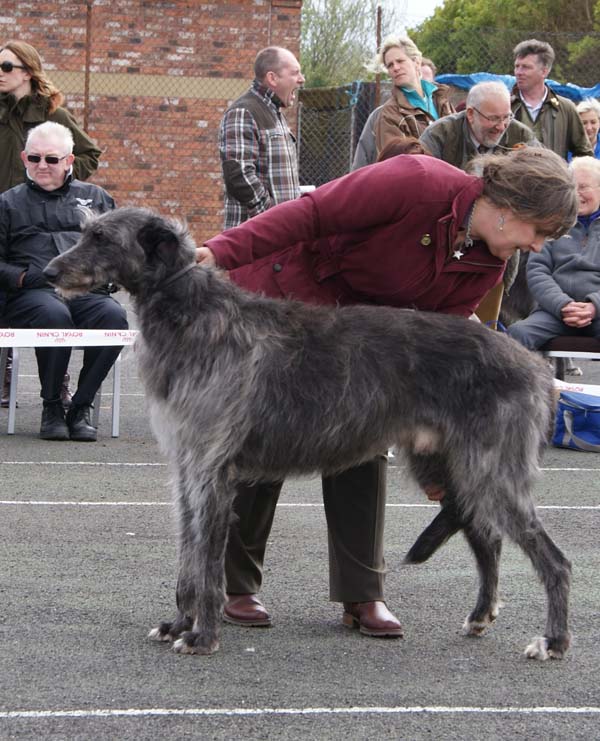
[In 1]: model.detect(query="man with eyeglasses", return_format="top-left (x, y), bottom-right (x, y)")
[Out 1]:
top-left (0, 121), bottom-right (128, 441)
top-left (511, 39), bottom-right (591, 160)
top-left (420, 81), bottom-right (540, 170)
top-left (420, 81), bottom-right (542, 329)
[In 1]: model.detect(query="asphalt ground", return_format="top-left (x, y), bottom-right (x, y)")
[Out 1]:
top-left (1, 304), bottom-right (600, 740)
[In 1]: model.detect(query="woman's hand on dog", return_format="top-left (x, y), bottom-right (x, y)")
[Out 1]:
top-left (424, 484), bottom-right (446, 501)
top-left (196, 247), bottom-right (216, 266)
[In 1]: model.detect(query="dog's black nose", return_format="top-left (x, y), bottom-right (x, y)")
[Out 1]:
top-left (43, 265), bottom-right (59, 282)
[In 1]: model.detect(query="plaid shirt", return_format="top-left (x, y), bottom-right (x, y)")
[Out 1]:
top-left (219, 80), bottom-right (300, 229)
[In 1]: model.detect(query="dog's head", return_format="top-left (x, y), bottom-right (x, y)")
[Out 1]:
top-left (44, 207), bottom-right (196, 298)
top-left (135, 215), bottom-right (196, 273)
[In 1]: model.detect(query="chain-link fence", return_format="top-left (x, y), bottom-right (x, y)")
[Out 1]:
top-left (297, 28), bottom-right (600, 187)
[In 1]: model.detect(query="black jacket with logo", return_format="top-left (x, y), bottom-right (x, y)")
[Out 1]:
top-left (0, 174), bottom-right (114, 292)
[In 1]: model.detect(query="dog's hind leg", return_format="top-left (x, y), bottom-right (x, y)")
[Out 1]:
top-left (461, 525), bottom-right (503, 636)
top-left (509, 515), bottom-right (572, 660)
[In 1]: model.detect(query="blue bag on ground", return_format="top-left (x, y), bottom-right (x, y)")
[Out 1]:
top-left (553, 390), bottom-right (600, 452)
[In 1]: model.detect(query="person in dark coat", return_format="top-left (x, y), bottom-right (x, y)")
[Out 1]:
top-left (197, 147), bottom-right (577, 638)
top-left (0, 122), bottom-right (127, 442)
top-left (420, 81), bottom-right (540, 171)
top-left (0, 40), bottom-right (102, 407)
top-left (511, 38), bottom-right (591, 161)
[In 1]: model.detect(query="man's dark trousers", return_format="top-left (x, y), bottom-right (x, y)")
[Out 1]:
top-left (3, 288), bottom-right (128, 404)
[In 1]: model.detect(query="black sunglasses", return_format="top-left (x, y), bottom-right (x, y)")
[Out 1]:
top-left (0, 61), bottom-right (26, 73)
top-left (26, 154), bottom-right (68, 165)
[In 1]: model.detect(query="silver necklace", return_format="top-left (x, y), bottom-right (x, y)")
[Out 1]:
top-left (453, 201), bottom-right (477, 260)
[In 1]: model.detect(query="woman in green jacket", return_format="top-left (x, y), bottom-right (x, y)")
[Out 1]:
top-left (0, 39), bottom-right (101, 192)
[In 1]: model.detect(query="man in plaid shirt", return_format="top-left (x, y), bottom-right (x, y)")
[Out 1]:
top-left (219, 46), bottom-right (304, 229)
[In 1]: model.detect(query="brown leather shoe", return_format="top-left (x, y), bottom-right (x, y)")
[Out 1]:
top-left (342, 601), bottom-right (403, 638)
top-left (223, 594), bottom-right (272, 627)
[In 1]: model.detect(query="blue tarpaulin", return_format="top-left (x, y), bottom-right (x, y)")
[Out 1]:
top-left (436, 72), bottom-right (600, 102)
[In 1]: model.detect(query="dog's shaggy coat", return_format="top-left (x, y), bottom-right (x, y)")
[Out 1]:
top-left (45, 207), bottom-right (572, 660)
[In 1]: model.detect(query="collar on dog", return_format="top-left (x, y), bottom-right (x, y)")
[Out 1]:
top-left (162, 263), bottom-right (197, 288)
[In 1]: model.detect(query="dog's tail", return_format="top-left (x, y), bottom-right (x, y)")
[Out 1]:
top-left (403, 498), bottom-right (464, 564)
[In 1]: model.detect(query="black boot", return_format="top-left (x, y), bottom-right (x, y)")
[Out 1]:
top-left (40, 401), bottom-right (69, 440)
top-left (66, 404), bottom-right (97, 442)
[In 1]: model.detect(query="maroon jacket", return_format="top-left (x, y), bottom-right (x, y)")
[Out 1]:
top-left (205, 155), bottom-right (505, 317)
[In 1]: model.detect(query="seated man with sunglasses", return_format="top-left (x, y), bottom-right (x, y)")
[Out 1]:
top-left (0, 121), bottom-right (128, 441)
top-left (420, 81), bottom-right (541, 171)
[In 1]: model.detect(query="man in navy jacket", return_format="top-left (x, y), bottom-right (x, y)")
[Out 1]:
top-left (0, 121), bottom-right (127, 441)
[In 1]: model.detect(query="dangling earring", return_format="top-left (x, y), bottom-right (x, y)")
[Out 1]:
top-left (498, 214), bottom-right (505, 231)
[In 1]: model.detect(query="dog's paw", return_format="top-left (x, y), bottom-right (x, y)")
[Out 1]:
top-left (524, 636), bottom-right (550, 660)
top-left (462, 602), bottom-right (501, 636)
top-left (148, 614), bottom-right (193, 642)
top-left (148, 622), bottom-right (175, 642)
top-left (525, 635), bottom-right (570, 660)
top-left (172, 631), bottom-right (219, 656)
top-left (462, 617), bottom-right (489, 636)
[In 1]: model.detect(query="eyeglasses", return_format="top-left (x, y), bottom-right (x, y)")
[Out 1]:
top-left (0, 61), bottom-right (26, 73)
top-left (471, 106), bottom-right (514, 126)
top-left (577, 184), bottom-right (600, 194)
top-left (26, 154), bottom-right (68, 165)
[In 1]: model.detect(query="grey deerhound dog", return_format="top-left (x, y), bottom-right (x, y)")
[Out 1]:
top-left (45, 207), bottom-right (571, 660)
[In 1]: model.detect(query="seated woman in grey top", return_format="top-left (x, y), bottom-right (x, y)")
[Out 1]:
top-left (508, 157), bottom-right (600, 349)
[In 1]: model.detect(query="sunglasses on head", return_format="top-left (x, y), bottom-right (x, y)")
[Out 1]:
top-left (26, 154), bottom-right (68, 165)
top-left (0, 61), bottom-right (26, 73)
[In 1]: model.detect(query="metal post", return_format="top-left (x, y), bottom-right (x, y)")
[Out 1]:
top-left (83, 1), bottom-right (93, 131)
top-left (375, 4), bottom-right (382, 107)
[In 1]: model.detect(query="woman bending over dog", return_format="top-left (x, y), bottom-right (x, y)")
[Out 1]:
top-left (196, 147), bottom-right (577, 640)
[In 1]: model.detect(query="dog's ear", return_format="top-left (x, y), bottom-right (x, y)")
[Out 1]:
top-left (137, 218), bottom-right (179, 258)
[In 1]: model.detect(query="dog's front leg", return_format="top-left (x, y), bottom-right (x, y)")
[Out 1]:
top-left (149, 462), bottom-right (196, 644)
top-left (171, 472), bottom-right (233, 656)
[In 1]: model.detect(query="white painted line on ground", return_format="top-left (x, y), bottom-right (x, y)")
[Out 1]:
top-left (542, 467), bottom-right (600, 472)
top-left (0, 501), bottom-right (170, 506)
top-left (1, 461), bottom-right (166, 466)
top-left (1, 705), bottom-right (600, 720)
top-left (0, 501), bottom-right (598, 510)
top-left (4, 392), bottom-right (145, 397)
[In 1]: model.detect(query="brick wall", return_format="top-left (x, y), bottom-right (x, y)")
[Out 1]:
top-left (2, 0), bottom-right (303, 243)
